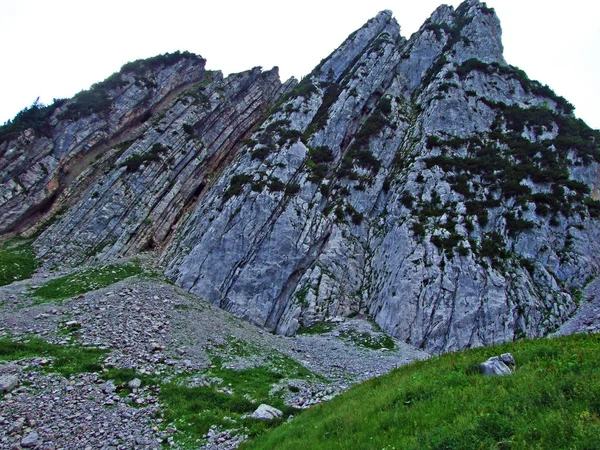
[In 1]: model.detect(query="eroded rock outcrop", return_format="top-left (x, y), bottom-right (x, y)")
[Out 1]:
top-left (0, 52), bottom-right (208, 234)
top-left (2, 0), bottom-right (600, 353)
top-left (32, 64), bottom-right (293, 265)
top-left (163, 1), bottom-right (600, 353)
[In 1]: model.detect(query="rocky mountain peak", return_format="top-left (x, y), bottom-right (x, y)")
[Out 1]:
top-left (2, 2), bottom-right (600, 355)
top-left (311, 9), bottom-right (401, 84)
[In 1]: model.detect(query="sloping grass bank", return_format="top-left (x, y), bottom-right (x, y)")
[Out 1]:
top-left (0, 239), bottom-right (37, 286)
top-left (243, 333), bottom-right (600, 450)
top-left (31, 262), bottom-right (143, 303)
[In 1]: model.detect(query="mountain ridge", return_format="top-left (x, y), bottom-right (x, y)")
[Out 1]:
top-left (2, 0), bottom-right (599, 354)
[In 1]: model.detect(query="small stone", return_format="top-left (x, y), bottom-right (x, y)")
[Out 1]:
top-left (251, 404), bottom-right (283, 420)
top-left (481, 356), bottom-right (512, 376)
top-left (103, 381), bottom-right (117, 394)
top-left (21, 431), bottom-right (40, 448)
top-left (148, 342), bottom-right (163, 352)
top-left (128, 378), bottom-right (142, 389)
top-left (0, 374), bottom-right (19, 392)
top-left (9, 417), bottom-right (25, 433)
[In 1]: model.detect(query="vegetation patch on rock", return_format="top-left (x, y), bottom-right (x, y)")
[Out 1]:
top-left (31, 262), bottom-right (143, 304)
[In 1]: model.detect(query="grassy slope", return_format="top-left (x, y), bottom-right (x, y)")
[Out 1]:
top-left (31, 262), bottom-right (143, 303)
top-left (0, 337), bottom-right (106, 376)
top-left (243, 333), bottom-right (600, 450)
top-left (0, 239), bottom-right (37, 286)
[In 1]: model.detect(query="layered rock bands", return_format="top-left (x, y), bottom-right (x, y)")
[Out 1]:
top-left (2, 0), bottom-right (600, 353)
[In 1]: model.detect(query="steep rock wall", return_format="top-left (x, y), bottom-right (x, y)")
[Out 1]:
top-left (33, 67), bottom-right (291, 265)
top-left (164, 1), bottom-right (600, 353)
top-left (0, 53), bottom-right (208, 234)
top-left (2, 0), bottom-right (599, 354)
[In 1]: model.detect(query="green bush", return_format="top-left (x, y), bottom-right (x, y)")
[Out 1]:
top-left (251, 147), bottom-right (271, 161)
top-left (479, 232), bottom-right (508, 263)
top-left (224, 174), bottom-right (253, 200)
top-left (0, 98), bottom-right (65, 144)
top-left (119, 143), bottom-right (168, 172)
top-left (182, 123), bottom-right (195, 135)
top-left (400, 192), bottom-right (415, 208)
top-left (304, 84), bottom-right (342, 137)
top-left (59, 89), bottom-right (111, 120)
top-left (307, 146), bottom-right (334, 164)
top-left (504, 213), bottom-right (535, 236)
top-left (267, 178), bottom-right (285, 192)
top-left (278, 129), bottom-right (303, 146)
top-left (285, 183), bottom-right (301, 196)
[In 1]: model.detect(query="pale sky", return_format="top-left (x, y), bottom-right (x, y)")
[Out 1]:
top-left (1, 0), bottom-right (598, 129)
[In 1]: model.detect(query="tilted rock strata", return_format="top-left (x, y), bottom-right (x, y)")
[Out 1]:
top-left (164, 1), bottom-right (600, 353)
top-left (0, 53), bottom-right (208, 234)
top-left (2, 0), bottom-right (600, 353)
top-left (33, 66), bottom-right (292, 266)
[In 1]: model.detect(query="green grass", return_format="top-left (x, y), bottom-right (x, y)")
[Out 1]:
top-left (31, 262), bottom-right (143, 303)
top-left (297, 322), bottom-right (334, 335)
top-left (242, 333), bottom-right (600, 450)
top-left (159, 352), bottom-right (311, 448)
top-left (339, 329), bottom-right (395, 350)
top-left (0, 337), bottom-right (107, 377)
top-left (0, 239), bottom-right (37, 286)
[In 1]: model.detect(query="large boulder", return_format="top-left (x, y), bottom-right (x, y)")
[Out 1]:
top-left (480, 356), bottom-right (513, 376)
top-left (251, 404), bottom-right (283, 420)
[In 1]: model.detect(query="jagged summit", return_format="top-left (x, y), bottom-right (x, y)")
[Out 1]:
top-left (1, 1), bottom-right (599, 353)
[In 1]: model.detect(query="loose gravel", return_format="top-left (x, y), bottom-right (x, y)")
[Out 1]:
top-left (0, 267), bottom-right (429, 449)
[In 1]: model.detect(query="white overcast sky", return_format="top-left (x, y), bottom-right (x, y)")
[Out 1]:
top-left (1, 0), bottom-right (598, 129)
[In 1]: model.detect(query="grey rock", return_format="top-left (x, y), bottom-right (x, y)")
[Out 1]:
top-left (163, 1), bottom-right (599, 354)
top-left (481, 356), bottom-right (513, 376)
top-left (0, 374), bottom-right (18, 392)
top-left (251, 404), bottom-right (283, 420)
top-left (0, 54), bottom-right (209, 235)
top-left (9, 417), bottom-right (25, 433)
top-left (103, 381), bottom-right (116, 394)
top-left (128, 378), bottom-right (142, 389)
top-left (500, 353), bottom-right (516, 366)
top-left (32, 66), bottom-right (292, 269)
top-left (148, 342), bottom-right (163, 352)
top-left (2, 2), bottom-right (599, 359)
top-left (21, 431), bottom-right (40, 448)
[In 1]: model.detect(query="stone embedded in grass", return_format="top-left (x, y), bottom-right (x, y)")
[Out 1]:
top-left (500, 353), bottom-right (516, 366)
top-left (251, 404), bottom-right (283, 420)
top-left (480, 356), bottom-right (513, 376)
top-left (128, 378), bottom-right (142, 389)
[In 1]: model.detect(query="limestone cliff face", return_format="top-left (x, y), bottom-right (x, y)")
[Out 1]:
top-left (2, 0), bottom-right (600, 353)
top-left (31, 64), bottom-right (291, 265)
top-left (163, 1), bottom-right (600, 353)
top-left (0, 53), bottom-right (208, 234)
